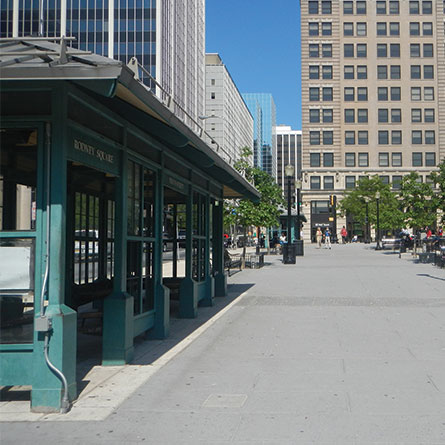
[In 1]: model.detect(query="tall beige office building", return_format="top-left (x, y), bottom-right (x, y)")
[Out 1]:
top-left (300, 0), bottom-right (445, 241)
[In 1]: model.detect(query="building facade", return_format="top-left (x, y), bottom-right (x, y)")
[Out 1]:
top-left (203, 53), bottom-right (254, 166)
top-left (242, 93), bottom-right (277, 178)
top-left (0, 0), bottom-right (205, 125)
top-left (300, 0), bottom-right (445, 241)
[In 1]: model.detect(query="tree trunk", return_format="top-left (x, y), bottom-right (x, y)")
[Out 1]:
top-left (242, 226), bottom-right (247, 268)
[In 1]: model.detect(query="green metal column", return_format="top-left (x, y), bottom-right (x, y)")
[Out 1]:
top-left (213, 200), bottom-right (227, 297)
top-left (149, 168), bottom-right (170, 339)
top-left (179, 186), bottom-right (198, 318)
top-left (32, 88), bottom-right (77, 412)
top-left (201, 195), bottom-right (214, 306)
top-left (102, 151), bottom-right (134, 365)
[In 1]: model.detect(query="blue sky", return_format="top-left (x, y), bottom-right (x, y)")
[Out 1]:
top-left (205, 0), bottom-right (301, 129)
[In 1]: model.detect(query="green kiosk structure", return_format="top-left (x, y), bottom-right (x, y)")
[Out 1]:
top-left (0, 39), bottom-right (259, 413)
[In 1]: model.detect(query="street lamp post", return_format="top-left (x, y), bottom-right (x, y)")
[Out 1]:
top-left (295, 179), bottom-right (302, 241)
top-left (364, 196), bottom-right (370, 244)
top-left (283, 164), bottom-right (296, 264)
top-left (375, 191), bottom-right (382, 250)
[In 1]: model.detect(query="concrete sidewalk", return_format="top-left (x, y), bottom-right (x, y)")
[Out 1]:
top-left (2, 243), bottom-right (445, 443)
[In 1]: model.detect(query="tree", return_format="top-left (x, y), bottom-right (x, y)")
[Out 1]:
top-left (225, 147), bottom-right (285, 254)
top-left (429, 159), bottom-right (445, 224)
top-left (339, 176), bottom-right (403, 232)
top-left (398, 172), bottom-right (437, 232)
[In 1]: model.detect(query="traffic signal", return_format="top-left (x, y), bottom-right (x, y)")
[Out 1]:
top-left (329, 195), bottom-right (336, 207)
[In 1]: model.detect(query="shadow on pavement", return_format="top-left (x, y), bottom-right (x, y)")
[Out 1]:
top-left (417, 273), bottom-right (445, 282)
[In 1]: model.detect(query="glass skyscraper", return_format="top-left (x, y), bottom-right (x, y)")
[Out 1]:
top-left (242, 93), bottom-right (276, 178)
top-left (0, 0), bottom-right (205, 124)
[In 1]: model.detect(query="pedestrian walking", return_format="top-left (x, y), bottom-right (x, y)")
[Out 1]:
top-left (316, 227), bottom-right (323, 248)
top-left (324, 228), bottom-right (332, 249)
top-left (340, 226), bottom-right (348, 244)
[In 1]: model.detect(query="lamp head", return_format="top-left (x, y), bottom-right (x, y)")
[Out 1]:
top-left (375, 191), bottom-right (381, 200)
top-left (284, 164), bottom-right (295, 178)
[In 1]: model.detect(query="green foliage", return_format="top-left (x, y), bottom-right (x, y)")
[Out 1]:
top-left (224, 147), bottom-right (285, 230)
top-left (398, 172), bottom-right (437, 230)
top-left (429, 159), bottom-right (445, 224)
top-left (339, 176), bottom-right (404, 231)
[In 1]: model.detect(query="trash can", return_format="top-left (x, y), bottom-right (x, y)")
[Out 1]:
top-left (295, 240), bottom-right (304, 256)
top-left (282, 243), bottom-right (296, 264)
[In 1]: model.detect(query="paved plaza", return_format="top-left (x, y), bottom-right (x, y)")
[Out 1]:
top-left (1, 243), bottom-right (445, 443)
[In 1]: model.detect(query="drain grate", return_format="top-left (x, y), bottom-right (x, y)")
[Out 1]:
top-left (202, 393), bottom-right (248, 408)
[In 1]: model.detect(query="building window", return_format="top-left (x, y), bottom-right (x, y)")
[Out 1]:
top-left (424, 65), bottom-right (434, 79)
top-left (377, 22), bottom-right (387, 36)
top-left (322, 22), bottom-right (332, 35)
top-left (357, 23), bottom-right (367, 36)
top-left (345, 153), bottom-right (356, 167)
top-left (322, 65), bottom-right (333, 79)
top-left (389, 22), bottom-right (400, 36)
top-left (309, 87), bottom-right (320, 101)
top-left (345, 109), bottom-right (355, 123)
top-left (392, 152), bottom-right (402, 167)
top-left (357, 44), bottom-right (367, 58)
top-left (357, 87), bottom-right (368, 101)
top-left (411, 87), bottom-right (421, 101)
top-left (323, 131), bottom-right (333, 145)
top-left (321, 0), bottom-right (332, 14)
top-left (211, 92), bottom-right (215, 99)
top-left (389, 1), bottom-right (400, 14)
top-left (425, 130), bottom-right (435, 144)
top-left (345, 176), bottom-right (356, 189)
top-left (309, 65), bottom-right (320, 79)
top-left (411, 65), bottom-right (421, 79)
top-left (378, 87), bottom-right (388, 101)
top-left (310, 152), bottom-right (321, 166)
top-left (356, 1), bottom-right (367, 14)
top-left (358, 109), bottom-right (368, 123)
top-left (410, 1), bottom-right (420, 14)
top-left (377, 44), bottom-right (387, 57)
top-left (424, 109), bottom-right (435, 123)
top-left (422, 1), bottom-right (432, 14)
top-left (425, 152), bottom-right (436, 166)
top-left (211, 79), bottom-right (215, 86)
top-left (412, 152), bottom-right (423, 166)
top-left (344, 65), bottom-right (354, 79)
top-left (411, 108), bottom-right (422, 122)
top-left (391, 87), bottom-right (401, 101)
top-left (379, 152), bottom-right (390, 166)
top-left (390, 44), bottom-right (400, 57)
top-left (410, 44), bottom-right (420, 57)
top-left (392, 176), bottom-right (402, 190)
top-left (392, 130), bottom-right (402, 145)
top-left (309, 22), bottom-right (319, 36)
top-left (344, 44), bottom-right (354, 58)
top-left (310, 109), bottom-right (320, 123)
top-left (309, 1), bottom-right (319, 14)
top-left (344, 22), bottom-right (354, 36)
top-left (344, 87), bottom-right (355, 101)
top-left (345, 131), bottom-right (356, 145)
top-left (309, 44), bottom-right (319, 57)
top-left (323, 152), bottom-right (334, 167)
top-left (424, 87), bottom-right (434, 101)
top-left (376, 1), bottom-right (387, 14)
top-left (377, 65), bottom-right (388, 79)
top-left (379, 131), bottom-right (389, 145)
top-left (358, 153), bottom-right (369, 167)
top-left (410, 22), bottom-right (420, 36)
top-left (323, 109), bottom-right (333, 123)
top-left (310, 131), bottom-right (321, 145)
top-left (323, 87), bottom-right (333, 101)
top-left (412, 131), bottom-right (422, 144)
top-left (343, 1), bottom-right (353, 14)
top-left (358, 131), bottom-right (368, 145)
top-left (323, 176), bottom-right (334, 190)
top-left (391, 109), bottom-right (401, 123)
top-left (422, 22), bottom-right (433, 36)
top-left (390, 65), bottom-right (401, 79)
top-left (322, 44), bottom-right (332, 57)
top-left (378, 108), bottom-right (389, 123)
top-left (380, 175), bottom-right (390, 185)
top-left (423, 44), bottom-right (433, 57)
top-left (310, 176), bottom-right (321, 190)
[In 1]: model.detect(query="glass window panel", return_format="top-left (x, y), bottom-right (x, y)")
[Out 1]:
top-left (423, 44), bottom-right (433, 57)
top-left (425, 152), bottom-right (436, 166)
top-left (422, 22), bottom-right (433, 36)
top-left (309, 109), bottom-right (320, 123)
top-left (410, 44), bottom-right (420, 57)
top-left (322, 87), bottom-right (333, 101)
top-left (390, 65), bottom-right (401, 79)
top-left (389, 1), bottom-right (399, 14)
top-left (322, 22), bottom-right (332, 35)
top-left (390, 43), bottom-right (400, 57)
top-left (358, 131), bottom-right (368, 145)
top-left (357, 23), bottom-right (367, 36)
top-left (377, 22), bottom-right (387, 36)
top-left (392, 152), bottom-right (402, 167)
top-left (424, 87), bottom-right (434, 101)
top-left (410, 1), bottom-right (420, 14)
top-left (309, 87), bottom-right (320, 101)
top-left (358, 109), bottom-right (368, 123)
top-left (310, 131), bottom-right (321, 145)
top-left (410, 22), bottom-right (420, 36)
top-left (323, 176), bottom-right (334, 190)
top-left (344, 22), bottom-right (354, 36)
top-left (310, 152), bottom-right (321, 167)
top-left (357, 66), bottom-right (367, 79)
top-left (379, 131), bottom-right (389, 145)
top-left (411, 87), bottom-right (421, 101)
top-left (424, 65), bottom-right (434, 79)
top-left (378, 108), bottom-right (389, 123)
top-left (310, 176), bottom-right (321, 190)
top-left (345, 131), bottom-right (355, 145)
top-left (358, 153), bottom-right (369, 167)
top-left (309, 44), bottom-right (319, 57)
top-left (376, 1), bottom-right (387, 14)
top-left (345, 153), bottom-right (356, 167)
top-left (356, 1), bottom-right (366, 14)
top-left (344, 87), bottom-right (355, 101)
top-left (343, 1), bottom-right (353, 14)
top-left (345, 109), bottom-right (355, 123)
top-left (412, 131), bottom-right (422, 144)
top-left (425, 130), bottom-right (435, 144)
top-left (411, 65), bottom-right (421, 79)
top-left (309, 65), bottom-right (320, 79)
top-left (308, 1), bottom-right (319, 14)
top-left (309, 22), bottom-right (319, 36)
top-left (392, 176), bottom-right (402, 190)
top-left (391, 87), bottom-right (401, 101)
top-left (344, 65), bottom-right (354, 79)
top-left (322, 44), bottom-right (332, 58)
top-left (392, 130), bottom-right (402, 145)
top-left (411, 108), bottom-right (422, 122)
top-left (357, 87), bottom-right (368, 101)
top-left (323, 109), bottom-right (333, 123)
top-left (389, 22), bottom-right (400, 36)
top-left (422, 1), bottom-right (432, 14)
top-left (322, 65), bottom-right (333, 79)
top-left (345, 176), bottom-right (356, 189)
top-left (323, 152), bottom-right (334, 167)
top-left (377, 44), bottom-right (387, 57)
top-left (378, 87), bottom-right (388, 101)
top-left (391, 109), bottom-right (401, 123)
top-left (412, 152), bottom-right (423, 166)
top-left (379, 152), bottom-right (390, 166)
top-left (377, 65), bottom-right (388, 79)
top-left (357, 44), bottom-right (367, 57)
top-left (323, 131), bottom-right (333, 145)
top-left (424, 109), bottom-right (435, 123)
top-left (344, 44), bottom-right (354, 57)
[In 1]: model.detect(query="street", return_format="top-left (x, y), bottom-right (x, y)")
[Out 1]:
top-left (1, 243), bottom-right (445, 443)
